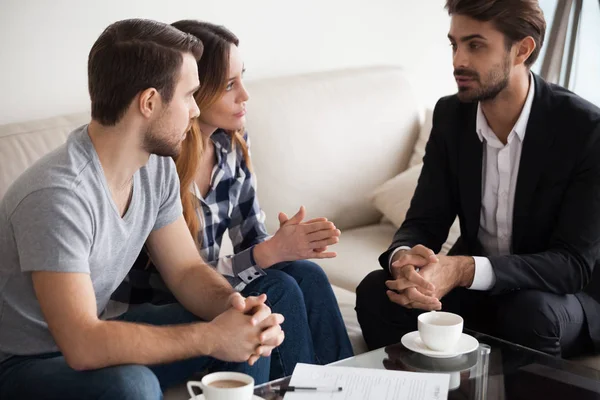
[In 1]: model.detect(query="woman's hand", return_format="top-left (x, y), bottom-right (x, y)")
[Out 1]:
top-left (253, 206), bottom-right (340, 267)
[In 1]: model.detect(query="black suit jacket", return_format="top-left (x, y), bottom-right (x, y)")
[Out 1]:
top-left (380, 74), bottom-right (600, 350)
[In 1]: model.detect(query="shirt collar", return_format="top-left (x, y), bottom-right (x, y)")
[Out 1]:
top-left (476, 72), bottom-right (535, 145)
top-left (189, 129), bottom-right (232, 200)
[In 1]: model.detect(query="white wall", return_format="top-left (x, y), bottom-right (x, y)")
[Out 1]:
top-left (0, 0), bottom-right (457, 125)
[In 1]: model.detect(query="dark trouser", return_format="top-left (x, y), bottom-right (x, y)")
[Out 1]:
top-left (356, 269), bottom-right (593, 358)
top-left (243, 260), bottom-right (354, 380)
top-left (0, 303), bottom-right (269, 400)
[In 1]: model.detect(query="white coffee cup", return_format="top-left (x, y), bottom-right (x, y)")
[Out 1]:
top-left (187, 371), bottom-right (254, 400)
top-left (418, 311), bottom-right (463, 352)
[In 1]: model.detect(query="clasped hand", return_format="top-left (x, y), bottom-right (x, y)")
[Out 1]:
top-left (385, 245), bottom-right (465, 311)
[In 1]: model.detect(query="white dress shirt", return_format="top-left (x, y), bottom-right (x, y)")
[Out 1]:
top-left (390, 74), bottom-right (536, 291)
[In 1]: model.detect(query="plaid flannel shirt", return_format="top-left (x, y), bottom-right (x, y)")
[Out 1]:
top-left (110, 130), bottom-right (270, 307)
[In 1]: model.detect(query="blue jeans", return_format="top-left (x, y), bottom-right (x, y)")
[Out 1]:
top-left (0, 303), bottom-right (270, 400)
top-left (242, 260), bottom-right (353, 380)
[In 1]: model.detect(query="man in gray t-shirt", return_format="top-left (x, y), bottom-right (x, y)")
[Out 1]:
top-left (0, 19), bottom-right (283, 400)
top-left (0, 126), bottom-right (181, 361)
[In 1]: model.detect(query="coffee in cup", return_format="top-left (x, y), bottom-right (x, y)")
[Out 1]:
top-left (208, 379), bottom-right (247, 389)
top-left (187, 371), bottom-right (254, 400)
top-left (418, 311), bottom-right (463, 352)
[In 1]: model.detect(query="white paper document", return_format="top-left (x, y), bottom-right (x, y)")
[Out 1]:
top-left (284, 363), bottom-right (449, 400)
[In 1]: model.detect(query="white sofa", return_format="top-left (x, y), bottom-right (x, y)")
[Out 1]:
top-left (0, 66), bottom-right (420, 353)
top-left (1, 66), bottom-right (598, 398)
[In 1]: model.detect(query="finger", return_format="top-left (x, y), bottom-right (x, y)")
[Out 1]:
top-left (386, 290), bottom-right (413, 307)
top-left (228, 293), bottom-right (246, 312)
top-left (312, 251), bottom-right (337, 259)
top-left (307, 229), bottom-right (340, 243)
top-left (387, 288), bottom-right (441, 309)
top-left (391, 254), bottom-right (430, 269)
top-left (250, 304), bottom-right (272, 325)
top-left (401, 266), bottom-right (435, 291)
top-left (303, 217), bottom-right (328, 224)
top-left (412, 244), bottom-right (439, 263)
top-left (248, 354), bottom-right (260, 366)
top-left (313, 247), bottom-right (328, 253)
top-left (404, 287), bottom-right (440, 304)
top-left (409, 301), bottom-right (443, 311)
top-left (287, 206), bottom-right (306, 225)
top-left (260, 325), bottom-right (283, 345)
top-left (301, 221), bottom-right (336, 234)
top-left (385, 278), bottom-right (426, 293)
top-left (258, 313), bottom-right (285, 329)
top-left (254, 345), bottom-right (274, 358)
top-left (278, 212), bottom-right (289, 226)
top-left (308, 236), bottom-right (339, 249)
top-left (404, 287), bottom-right (441, 307)
top-left (243, 294), bottom-right (267, 313)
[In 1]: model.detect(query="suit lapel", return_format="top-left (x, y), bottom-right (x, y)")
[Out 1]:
top-left (458, 104), bottom-right (483, 244)
top-left (512, 74), bottom-right (555, 249)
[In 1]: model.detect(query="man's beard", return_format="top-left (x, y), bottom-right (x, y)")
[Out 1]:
top-left (143, 128), bottom-right (181, 158)
top-left (456, 55), bottom-right (511, 103)
top-left (142, 117), bottom-right (193, 158)
top-left (143, 120), bottom-right (185, 158)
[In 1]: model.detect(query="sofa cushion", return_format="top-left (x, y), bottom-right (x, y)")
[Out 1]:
top-left (331, 285), bottom-right (368, 355)
top-left (316, 223), bottom-right (397, 293)
top-left (370, 163), bottom-right (460, 254)
top-left (0, 112), bottom-right (89, 199)
top-left (408, 108), bottom-right (433, 168)
top-left (243, 66), bottom-right (421, 232)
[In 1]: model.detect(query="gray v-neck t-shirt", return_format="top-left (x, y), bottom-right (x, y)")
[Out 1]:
top-left (0, 125), bottom-right (182, 362)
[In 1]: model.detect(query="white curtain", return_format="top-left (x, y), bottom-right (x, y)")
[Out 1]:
top-left (539, 0), bottom-right (583, 89)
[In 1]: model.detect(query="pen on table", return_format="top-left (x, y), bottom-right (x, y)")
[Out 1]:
top-left (273, 386), bottom-right (343, 393)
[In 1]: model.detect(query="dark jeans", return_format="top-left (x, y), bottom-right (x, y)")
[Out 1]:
top-left (356, 269), bottom-right (594, 358)
top-left (243, 260), bottom-right (353, 380)
top-left (0, 303), bottom-right (269, 400)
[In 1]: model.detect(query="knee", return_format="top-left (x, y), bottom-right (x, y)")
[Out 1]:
top-left (287, 260), bottom-right (330, 287)
top-left (103, 365), bottom-right (161, 400)
top-left (356, 269), bottom-right (390, 311)
top-left (496, 290), bottom-right (559, 342)
top-left (247, 270), bottom-right (304, 305)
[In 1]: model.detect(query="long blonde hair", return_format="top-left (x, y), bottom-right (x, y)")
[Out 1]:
top-left (171, 20), bottom-right (251, 245)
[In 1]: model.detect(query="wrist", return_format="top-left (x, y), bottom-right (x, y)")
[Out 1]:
top-left (198, 322), bottom-right (219, 357)
top-left (457, 256), bottom-right (475, 287)
top-left (253, 241), bottom-right (278, 268)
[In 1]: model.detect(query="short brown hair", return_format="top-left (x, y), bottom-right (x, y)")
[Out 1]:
top-left (88, 19), bottom-right (204, 125)
top-left (445, 0), bottom-right (546, 67)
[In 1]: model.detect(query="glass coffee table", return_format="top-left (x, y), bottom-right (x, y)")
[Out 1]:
top-left (254, 330), bottom-right (600, 399)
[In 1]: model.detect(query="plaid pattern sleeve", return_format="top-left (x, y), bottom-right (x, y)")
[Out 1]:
top-left (198, 131), bottom-right (270, 291)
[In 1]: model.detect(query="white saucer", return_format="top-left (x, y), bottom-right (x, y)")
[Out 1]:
top-left (189, 395), bottom-right (263, 400)
top-left (401, 331), bottom-right (479, 358)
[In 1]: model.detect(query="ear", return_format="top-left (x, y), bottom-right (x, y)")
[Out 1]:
top-left (138, 88), bottom-right (160, 119)
top-left (515, 36), bottom-right (536, 66)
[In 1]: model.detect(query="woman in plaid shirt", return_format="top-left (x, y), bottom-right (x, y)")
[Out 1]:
top-left (116, 20), bottom-right (353, 380)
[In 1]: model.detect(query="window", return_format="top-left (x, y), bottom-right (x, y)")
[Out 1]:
top-left (532, 0), bottom-right (600, 107)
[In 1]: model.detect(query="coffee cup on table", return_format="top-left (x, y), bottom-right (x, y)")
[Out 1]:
top-left (187, 371), bottom-right (254, 400)
top-left (418, 311), bottom-right (464, 352)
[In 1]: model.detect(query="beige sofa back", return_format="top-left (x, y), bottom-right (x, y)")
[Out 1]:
top-left (244, 66), bottom-right (421, 232)
top-left (0, 67), bottom-right (421, 232)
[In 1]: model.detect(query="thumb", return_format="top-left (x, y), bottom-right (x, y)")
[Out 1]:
top-left (229, 292), bottom-right (246, 312)
top-left (287, 206), bottom-right (306, 225)
top-left (278, 212), bottom-right (289, 227)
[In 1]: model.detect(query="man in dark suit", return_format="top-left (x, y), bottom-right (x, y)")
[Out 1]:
top-left (356, 0), bottom-right (600, 358)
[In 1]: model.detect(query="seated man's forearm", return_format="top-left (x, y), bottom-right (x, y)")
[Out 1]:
top-left (66, 319), bottom-right (214, 371)
top-left (171, 263), bottom-right (235, 320)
